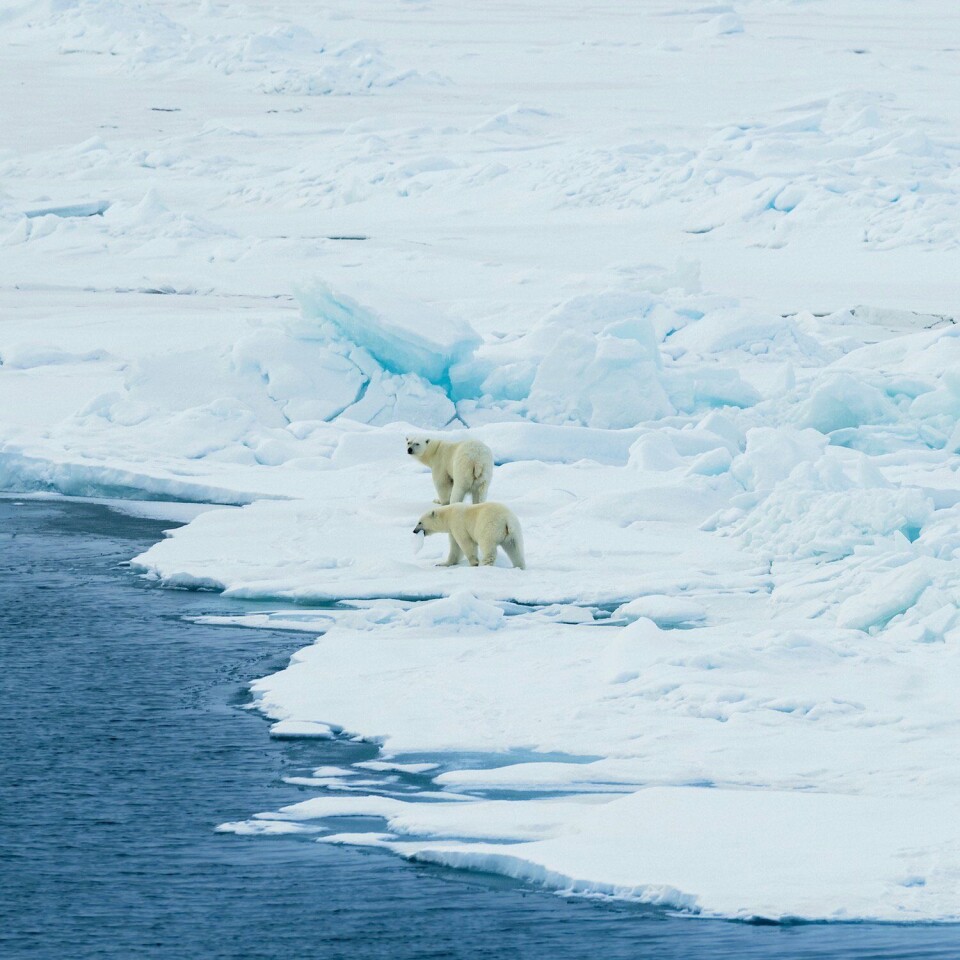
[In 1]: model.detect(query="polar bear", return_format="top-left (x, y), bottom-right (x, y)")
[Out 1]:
top-left (406, 435), bottom-right (493, 505)
top-left (414, 502), bottom-right (525, 569)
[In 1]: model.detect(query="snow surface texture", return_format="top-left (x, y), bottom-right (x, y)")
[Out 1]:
top-left (5, 0), bottom-right (960, 924)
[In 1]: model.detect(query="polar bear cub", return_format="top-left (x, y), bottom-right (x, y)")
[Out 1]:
top-left (406, 435), bottom-right (493, 505)
top-left (414, 502), bottom-right (525, 569)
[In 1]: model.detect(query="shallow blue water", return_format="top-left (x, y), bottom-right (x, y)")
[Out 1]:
top-left (1, 498), bottom-right (957, 959)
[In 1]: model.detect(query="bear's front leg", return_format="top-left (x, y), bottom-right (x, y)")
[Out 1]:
top-left (437, 534), bottom-right (463, 567)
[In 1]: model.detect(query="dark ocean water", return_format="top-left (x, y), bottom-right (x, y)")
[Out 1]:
top-left (1, 497), bottom-right (956, 960)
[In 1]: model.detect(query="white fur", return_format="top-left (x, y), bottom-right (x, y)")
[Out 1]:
top-left (406, 435), bottom-right (493, 505)
top-left (413, 502), bottom-right (526, 569)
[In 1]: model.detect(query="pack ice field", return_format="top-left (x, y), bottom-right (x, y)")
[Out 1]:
top-left (3, 0), bottom-right (960, 924)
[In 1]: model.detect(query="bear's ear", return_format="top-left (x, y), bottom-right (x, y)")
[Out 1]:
top-left (430, 510), bottom-right (437, 518)
top-left (424, 439), bottom-right (430, 444)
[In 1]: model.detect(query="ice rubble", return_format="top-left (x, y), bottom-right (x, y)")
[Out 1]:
top-left (0, 279), bottom-right (772, 497)
top-left (43, 1), bottom-right (430, 95)
top-left (295, 280), bottom-right (479, 388)
top-left (299, 283), bottom-right (760, 431)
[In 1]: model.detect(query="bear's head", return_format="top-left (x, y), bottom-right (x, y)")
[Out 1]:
top-left (413, 508), bottom-right (442, 535)
top-left (406, 436), bottom-right (432, 458)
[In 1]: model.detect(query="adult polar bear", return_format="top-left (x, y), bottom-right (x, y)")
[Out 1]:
top-left (406, 436), bottom-right (493, 505)
top-left (414, 503), bottom-right (525, 569)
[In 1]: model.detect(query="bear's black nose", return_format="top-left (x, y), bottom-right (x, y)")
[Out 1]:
top-left (407, 447), bottom-right (413, 454)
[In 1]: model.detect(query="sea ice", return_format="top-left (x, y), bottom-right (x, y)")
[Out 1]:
top-left (4, 0), bottom-right (960, 924)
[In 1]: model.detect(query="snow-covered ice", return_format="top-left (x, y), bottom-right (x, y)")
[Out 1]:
top-left (5, 0), bottom-right (960, 924)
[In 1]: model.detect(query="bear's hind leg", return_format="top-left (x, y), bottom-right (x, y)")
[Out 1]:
top-left (502, 535), bottom-right (525, 570)
top-left (449, 480), bottom-right (469, 504)
top-left (434, 475), bottom-right (454, 505)
top-left (471, 479), bottom-right (490, 504)
top-left (437, 535), bottom-right (463, 567)
top-left (455, 533), bottom-right (479, 566)
top-left (479, 539), bottom-right (498, 566)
